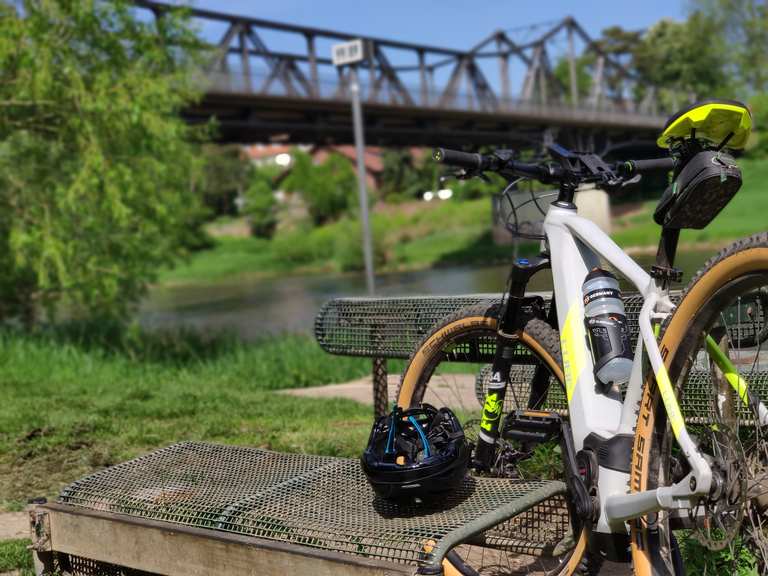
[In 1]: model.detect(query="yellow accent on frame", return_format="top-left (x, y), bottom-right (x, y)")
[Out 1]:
top-left (561, 303), bottom-right (586, 402)
top-left (658, 102), bottom-right (752, 150)
top-left (655, 365), bottom-right (685, 439)
top-left (725, 372), bottom-right (750, 406)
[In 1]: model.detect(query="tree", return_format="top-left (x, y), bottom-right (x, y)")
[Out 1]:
top-left (0, 0), bottom-right (206, 323)
top-left (282, 150), bottom-right (357, 224)
top-left (243, 166), bottom-right (279, 238)
top-left (633, 14), bottom-right (731, 105)
top-left (200, 145), bottom-right (251, 216)
top-left (692, 0), bottom-right (768, 93)
top-left (553, 54), bottom-right (595, 105)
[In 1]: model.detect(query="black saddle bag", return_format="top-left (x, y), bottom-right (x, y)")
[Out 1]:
top-left (653, 150), bottom-right (742, 229)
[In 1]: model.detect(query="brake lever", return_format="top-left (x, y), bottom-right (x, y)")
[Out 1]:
top-left (621, 174), bottom-right (642, 188)
top-left (443, 169), bottom-right (489, 182)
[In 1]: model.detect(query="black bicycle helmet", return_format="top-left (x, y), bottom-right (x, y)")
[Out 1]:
top-left (361, 403), bottom-right (470, 501)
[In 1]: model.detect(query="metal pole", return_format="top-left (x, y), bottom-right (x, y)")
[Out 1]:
top-left (349, 66), bottom-right (375, 294)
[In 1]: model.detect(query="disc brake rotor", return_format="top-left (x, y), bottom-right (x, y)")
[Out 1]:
top-left (689, 426), bottom-right (747, 551)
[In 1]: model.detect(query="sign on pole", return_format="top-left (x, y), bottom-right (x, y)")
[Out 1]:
top-left (331, 39), bottom-right (367, 67)
top-left (332, 39), bottom-right (375, 295)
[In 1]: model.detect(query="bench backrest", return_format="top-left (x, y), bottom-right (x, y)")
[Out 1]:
top-left (315, 292), bottom-right (659, 359)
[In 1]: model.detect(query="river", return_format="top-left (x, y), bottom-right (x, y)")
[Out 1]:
top-left (139, 251), bottom-right (712, 340)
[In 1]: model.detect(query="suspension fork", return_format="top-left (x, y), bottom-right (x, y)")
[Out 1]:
top-left (473, 255), bottom-right (551, 471)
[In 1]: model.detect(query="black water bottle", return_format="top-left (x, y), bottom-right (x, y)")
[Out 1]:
top-left (582, 269), bottom-right (633, 387)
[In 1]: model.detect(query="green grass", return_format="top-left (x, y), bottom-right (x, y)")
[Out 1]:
top-left (0, 326), bottom-right (372, 511)
top-left (612, 157), bottom-right (768, 248)
top-left (0, 539), bottom-right (34, 575)
top-left (159, 199), bottom-right (510, 286)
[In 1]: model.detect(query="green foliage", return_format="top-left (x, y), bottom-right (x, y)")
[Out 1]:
top-left (693, 0), bottom-right (768, 93)
top-left (331, 218), bottom-right (387, 272)
top-left (748, 93), bottom-right (768, 155)
top-left (380, 148), bottom-right (501, 201)
top-left (200, 144), bottom-right (251, 216)
top-left (553, 55), bottom-right (595, 104)
top-left (282, 150), bottom-right (357, 224)
top-left (633, 13), bottom-right (731, 105)
top-left (243, 166), bottom-right (280, 238)
top-left (0, 0), bottom-right (206, 323)
top-left (678, 533), bottom-right (758, 575)
top-left (0, 539), bottom-right (33, 575)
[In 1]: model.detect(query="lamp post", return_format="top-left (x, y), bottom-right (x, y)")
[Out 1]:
top-left (332, 39), bottom-right (375, 295)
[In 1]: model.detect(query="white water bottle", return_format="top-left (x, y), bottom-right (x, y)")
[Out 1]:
top-left (582, 269), bottom-right (633, 387)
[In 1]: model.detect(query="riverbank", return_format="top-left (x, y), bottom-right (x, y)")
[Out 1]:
top-left (159, 158), bottom-right (768, 288)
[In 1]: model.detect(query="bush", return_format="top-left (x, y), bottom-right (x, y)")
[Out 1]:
top-left (331, 218), bottom-right (387, 272)
top-left (282, 150), bottom-right (357, 224)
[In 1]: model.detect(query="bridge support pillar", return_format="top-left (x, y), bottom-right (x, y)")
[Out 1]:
top-left (575, 184), bottom-right (612, 234)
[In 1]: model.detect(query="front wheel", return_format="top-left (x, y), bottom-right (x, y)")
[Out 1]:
top-left (397, 304), bottom-right (594, 575)
top-left (631, 233), bottom-right (768, 575)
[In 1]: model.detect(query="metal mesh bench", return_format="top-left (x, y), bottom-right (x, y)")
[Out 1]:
top-left (314, 292), bottom-right (654, 416)
top-left (42, 441), bottom-right (571, 575)
top-left (315, 291), bottom-right (768, 419)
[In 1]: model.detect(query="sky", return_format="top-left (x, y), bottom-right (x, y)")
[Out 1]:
top-left (192, 1), bottom-right (685, 51)
top-left (185, 0), bottom-right (686, 97)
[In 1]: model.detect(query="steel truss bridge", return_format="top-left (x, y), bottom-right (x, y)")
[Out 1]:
top-left (137, 1), bottom-right (669, 152)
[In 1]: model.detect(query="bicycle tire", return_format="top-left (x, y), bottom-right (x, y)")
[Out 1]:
top-left (397, 303), bottom-right (596, 575)
top-left (630, 232), bottom-right (768, 575)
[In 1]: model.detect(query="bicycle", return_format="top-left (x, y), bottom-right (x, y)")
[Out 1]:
top-left (396, 99), bottom-right (768, 575)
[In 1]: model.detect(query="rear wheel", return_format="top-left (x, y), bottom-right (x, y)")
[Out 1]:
top-left (631, 234), bottom-right (768, 575)
top-left (397, 304), bottom-right (595, 575)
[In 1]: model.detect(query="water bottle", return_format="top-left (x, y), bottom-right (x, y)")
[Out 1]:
top-left (582, 269), bottom-right (633, 387)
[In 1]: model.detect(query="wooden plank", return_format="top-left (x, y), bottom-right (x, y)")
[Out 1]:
top-left (42, 504), bottom-right (412, 576)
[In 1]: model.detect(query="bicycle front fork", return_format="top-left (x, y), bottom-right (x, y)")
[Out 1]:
top-left (473, 254), bottom-right (551, 471)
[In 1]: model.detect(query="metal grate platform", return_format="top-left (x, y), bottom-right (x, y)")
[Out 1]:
top-left (58, 442), bottom-right (570, 570)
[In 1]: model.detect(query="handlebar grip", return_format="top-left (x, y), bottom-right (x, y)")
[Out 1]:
top-left (433, 148), bottom-right (485, 170)
top-left (626, 157), bottom-right (676, 174)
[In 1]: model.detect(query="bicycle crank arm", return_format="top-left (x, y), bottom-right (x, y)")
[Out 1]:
top-left (604, 472), bottom-right (700, 522)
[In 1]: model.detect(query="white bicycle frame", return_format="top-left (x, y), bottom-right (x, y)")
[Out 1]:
top-left (543, 202), bottom-right (768, 538)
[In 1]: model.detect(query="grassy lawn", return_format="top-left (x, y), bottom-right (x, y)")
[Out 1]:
top-left (0, 328), bottom-right (373, 512)
top-left (159, 198), bottom-right (514, 286)
top-left (0, 539), bottom-right (33, 575)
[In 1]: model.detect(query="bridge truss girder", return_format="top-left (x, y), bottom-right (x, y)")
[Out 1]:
top-left (136, 1), bottom-right (667, 151)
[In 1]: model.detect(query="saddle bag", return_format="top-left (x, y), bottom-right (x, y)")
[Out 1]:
top-left (653, 150), bottom-right (742, 229)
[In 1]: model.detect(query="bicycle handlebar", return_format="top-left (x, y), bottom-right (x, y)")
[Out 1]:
top-left (620, 157), bottom-right (676, 175)
top-left (433, 148), bottom-right (558, 181)
top-left (433, 148), bottom-right (493, 171)
top-left (433, 147), bottom-right (674, 187)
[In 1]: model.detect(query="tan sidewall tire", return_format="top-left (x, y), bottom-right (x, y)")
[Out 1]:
top-left (630, 245), bottom-right (768, 576)
top-left (397, 311), bottom-right (592, 575)
top-left (398, 314), bottom-right (564, 408)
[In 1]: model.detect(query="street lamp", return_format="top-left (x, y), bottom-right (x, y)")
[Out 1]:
top-left (332, 39), bottom-right (375, 295)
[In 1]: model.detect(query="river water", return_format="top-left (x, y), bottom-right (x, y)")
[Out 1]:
top-left (139, 251), bottom-right (712, 340)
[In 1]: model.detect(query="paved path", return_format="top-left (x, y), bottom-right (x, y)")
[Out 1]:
top-left (281, 373), bottom-right (480, 410)
top-left (0, 512), bottom-right (27, 541)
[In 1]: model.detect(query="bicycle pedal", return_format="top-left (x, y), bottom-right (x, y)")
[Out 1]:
top-left (501, 410), bottom-right (562, 444)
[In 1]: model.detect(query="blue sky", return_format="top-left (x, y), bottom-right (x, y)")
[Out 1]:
top-left (186, 1), bottom-right (686, 97)
top-left (193, 1), bottom-right (685, 49)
